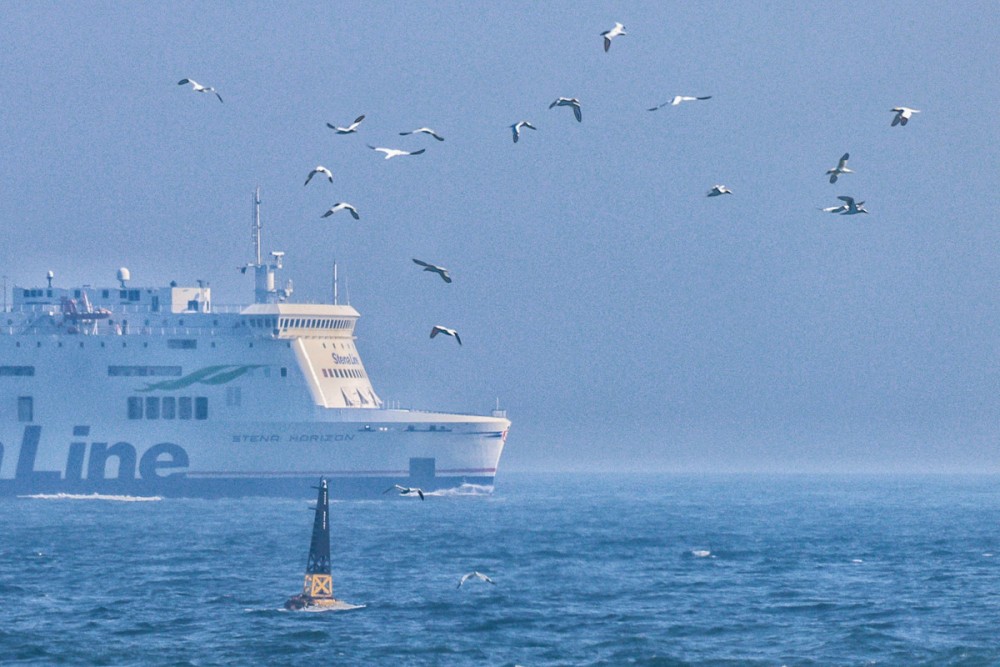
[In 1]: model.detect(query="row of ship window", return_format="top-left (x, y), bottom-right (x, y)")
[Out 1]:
top-left (322, 368), bottom-right (365, 379)
top-left (279, 318), bottom-right (352, 330)
top-left (127, 396), bottom-right (208, 420)
top-left (21, 289), bottom-right (143, 301)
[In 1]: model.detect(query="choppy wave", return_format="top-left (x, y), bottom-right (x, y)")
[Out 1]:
top-left (18, 493), bottom-right (162, 502)
top-left (5, 474), bottom-right (1000, 665)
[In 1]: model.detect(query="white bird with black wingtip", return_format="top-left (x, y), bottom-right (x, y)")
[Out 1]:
top-left (890, 107), bottom-right (920, 127)
top-left (304, 166), bottom-right (333, 186)
top-left (549, 97), bottom-right (582, 122)
top-left (601, 22), bottom-right (626, 52)
top-left (177, 78), bottom-right (223, 103)
top-left (399, 128), bottom-right (445, 141)
top-left (457, 571), bottom-right (495, 588)
top-left (367, 145), bottom-right (426, 160)
top-left (383, 484), bottom-right (424, 500)
top-left (327, 115), bottom-right (366, 134)
top-left (510, 121), bottom-right (536, 143)
top-left (822, 196), bottom-right (868, 215)
top-left (648, 95), bottom-right (712, 111)
top-left (322, 203), bottom-right (360, 220)
top-left (707, 185), bottom-right (732, 197)
top-left (430, 326), bottom-right (461, 345)
top-left (826, 153), bottom-right (853, 184)
top-left (412, 258), bottom-right (452, 283)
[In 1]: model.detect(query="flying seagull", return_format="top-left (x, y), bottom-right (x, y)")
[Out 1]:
top-left (457, 571), bottom-right (495, 588)
top-left (510, 121), bottom-right (537, 143)
top-left (891, 107), bottom-right (920, 127)
top-left (647, 95), bottom-right (712, 111)
top-left (367, 145), bottom-right (426, 160)
top-left (177, 78), bottom-right (223, 103)
top-left (399, 127), bottom-right (445, 141)
top-left (826, 153), bottom-right (852, 184)
top-left (430, 325), bottom-right (461, 346)
top-left (601, 22), bottom-right (626, 52)
top-left (383, 484), bottom-right (424, 500)
top-left (326, 115), bottom-right (366, 134)
top-left (549, 97), bottom-right (582, 122)
top-left (304, 166), bottom-right (333, 186)
top-left (412, 258), bottom-right (452, 283)
top-left (707, 185), bottom-right (732, 197)
top-left (322, 203), bottom-right (360, 220)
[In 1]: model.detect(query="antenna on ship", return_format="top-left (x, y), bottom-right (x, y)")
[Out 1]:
top-left (244, 187), bottom-right (287, 304)
top-left (333, 261), bottom-right (338, 305)
top-left (253, 185), bottom-right (262, 266)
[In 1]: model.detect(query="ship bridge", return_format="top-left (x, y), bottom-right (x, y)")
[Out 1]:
top-left (240, 302), bottom-right (381, 410)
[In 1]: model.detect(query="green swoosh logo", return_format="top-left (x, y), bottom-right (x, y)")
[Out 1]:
top-left (139, 365), bottom-right (264, 392)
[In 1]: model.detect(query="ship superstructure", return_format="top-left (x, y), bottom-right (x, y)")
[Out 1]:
top-left (0, 191), bottom-right (509, 497)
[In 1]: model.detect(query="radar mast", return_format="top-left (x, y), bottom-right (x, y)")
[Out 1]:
top-left (245, 187), bottom-right (291, 304)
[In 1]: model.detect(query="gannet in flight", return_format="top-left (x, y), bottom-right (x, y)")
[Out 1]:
top-left (836, 195), bottom-right (868, 215)
top-left (647, 95), bottom-right (712, 111)
top-left (321, 203), bottom-right (360, 220)
top-left (549, 97), bottom-right (582, 122)
top-left (707, 185), bottom-right (732, 197)
top-left (601, 22), bottom-right (626, 52)
top-left (367, 145), bottom-right (426, 160)
top-left (457, 571), bottom-right (495, 588)
top-left (177, 79), bottom-right (223, 103)
top-left (304, 166), bottom-right (333, 186)
top-left (891, 107), bottom-right (920, 127)
top-left (412, 259), bottom-right (452, 283)
top-left (383, 484), bottom-right (424, 500)
top-left (826, 153), bottom-right (852, 184)
top-left (430, 325), bottom-right (461, 345)
top-left (399, 128), bottom-right (445, 141)
top-left (510, 121), bottom-right (536, 143)
top-left (822, 196), bottom-right (867, 215)
top-left (326, 115), bottom-right (366, 134)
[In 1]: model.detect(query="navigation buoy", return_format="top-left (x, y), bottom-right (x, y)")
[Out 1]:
top-left (284, 478), bottom-right (363, 611)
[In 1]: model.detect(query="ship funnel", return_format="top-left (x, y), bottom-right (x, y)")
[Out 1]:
top-left (46, 270), bottom-right (54, 288)
top-left (117, 267), bottom-right (131, 289)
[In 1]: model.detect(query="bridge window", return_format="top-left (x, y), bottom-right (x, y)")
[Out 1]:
top-left (145, 397), bottom-right (160, 420)
top-left (178, 397), bottom-right (193, 420)
top-left (127, 397), bottom-right (142, 420)
top-left (162, 397), bottom-right (176, 419)
top-left (195, 397), bottom-right (208, 420)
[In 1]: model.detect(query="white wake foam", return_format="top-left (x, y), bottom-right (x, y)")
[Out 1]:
top-left (426, 483), bottom-right (495, 497)
top-left (269, 602), bottom-right (366, 613)
top-left (18, 493), bottom-right (162, 502)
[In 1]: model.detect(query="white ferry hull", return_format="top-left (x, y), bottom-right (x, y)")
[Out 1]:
top-left (0, 416), bottom-right (508, 498)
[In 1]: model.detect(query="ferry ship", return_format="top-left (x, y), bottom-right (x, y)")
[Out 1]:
top-left (0, 191), bottom-right (509, 498)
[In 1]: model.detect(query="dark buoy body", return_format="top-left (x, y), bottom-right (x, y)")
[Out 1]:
top-left (284, 478), bottom-right (337, 610)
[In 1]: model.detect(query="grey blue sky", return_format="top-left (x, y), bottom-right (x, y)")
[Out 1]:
top-left (1, 2), bottom-right (997, 472)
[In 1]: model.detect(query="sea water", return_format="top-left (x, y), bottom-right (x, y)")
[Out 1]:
top-left (2, 473), bottom-right (1000, 666)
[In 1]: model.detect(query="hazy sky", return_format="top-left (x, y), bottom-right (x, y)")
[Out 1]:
top-left (1, 2), bottom-right (997, 473)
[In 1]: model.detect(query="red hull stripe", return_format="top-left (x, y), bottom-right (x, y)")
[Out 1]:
top-left (187, 468), bottom-right (496, 478)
